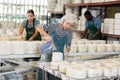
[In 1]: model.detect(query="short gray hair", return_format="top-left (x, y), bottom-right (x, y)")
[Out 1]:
top-left (60, 14), bottom-right (78, 29)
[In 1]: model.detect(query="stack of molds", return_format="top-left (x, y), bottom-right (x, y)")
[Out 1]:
top-left (72, 0), bottom-right (83, 3)
top-left (49, 58), bottom-right (120, 79)
top-left (0, 28), bottom-right (20, 41)
top-left (79, 8), bottom-right (87, 31)
top-left (52, 52), bottom-right (64, 62)
top-left (47, 0), bottom-right (57, 12)
top-left (0, 41), bottom-right (45, 55)
top-left (103, 18), bottom-right (115, 34)
top-left (72, 31), bottom-right (81, 39)
top-left (70, 39), bottom-right (120, 53)
top-left (54, 0), bottom-right (71, 12)
top-left (7, 21), bottom-right (16, 28)
top-left (105, 0), bottom-right (117, 2)
top-left (90, 10), bottom-right (100, 17)
top-left (84, 0), bottom-right (91, 3)
top-left (73, 7), bottom-right (79, 17)
top-left (65, 7), bottom-right (73, 14)
top-left (91, 0), bottom-right (104, 3)
top-left (114, 13), bottom-right (120, 35)
top-left (0, 21), bottom-right (8, 28)
top-left (0, 21), bottom-right (16, 28)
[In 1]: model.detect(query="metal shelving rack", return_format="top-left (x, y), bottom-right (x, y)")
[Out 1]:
top-left (0, 59), bottom-right (37, 76)
top-left (0, 54), bottom-right (40, 59)
top-left (68, 52), bottom-right (120, 61)
top-left (38, 60), bottom-right (120, 80)
top-left (64, 1), bottom-right (120, 7)
top-left (37, 51), bottom-right (120, 80)
top-left (73, 30), bottom-right (120, 38)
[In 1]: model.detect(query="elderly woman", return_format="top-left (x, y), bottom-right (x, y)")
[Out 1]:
top-left (36, 14), bottom-right (78, 80)
top-left (36, 14), bottom-right (78, 62)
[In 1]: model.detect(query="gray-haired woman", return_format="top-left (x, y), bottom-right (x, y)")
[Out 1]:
top-left (36, 14), bottom-right (78, 80)
top-left (37, 14), bottom-right (78, 62)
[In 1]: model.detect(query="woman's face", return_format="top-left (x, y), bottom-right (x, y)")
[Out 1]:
top-left (27, 13), bottom-right (34, 22)
top-left (85, 15), bottom-right (92, 21)
top-left (63, 20), bottom-right (74, 30)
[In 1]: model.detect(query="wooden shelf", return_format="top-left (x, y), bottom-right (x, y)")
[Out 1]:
top-left (103, 33), bottom-right (120, 38)
top-left (0, 54), bottom-right (40, 59)
top-left (48, 11), bottom-right (63, 14)
top-left (65, 1), bottom-right (120, 7)
top-left (65, 1), bottom-right (120, 39)
top-left (73, 30), bottom-right (120, 38)
top-left (73, 30), bottom-right (84, 34)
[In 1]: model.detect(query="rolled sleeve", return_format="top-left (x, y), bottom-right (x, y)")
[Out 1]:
top-left (66, 30), bottom-right (72, 48)
top-left (42, 24), bottom-right (49, 32)
top-left (21, 20), bottom-right (27, 28)
top-left (35, 20), bottom-right (40, 28)
top-left (35, 24), bottom-right (40, 28)
top-left (43, 23), bottom-right (57, 35)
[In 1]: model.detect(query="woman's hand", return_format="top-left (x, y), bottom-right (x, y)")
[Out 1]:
top-left (64, 48), bottom-right (70, 60)
top-left (43, 36), bottom-right (52, 42)
top-left (88, 38), bottom-right (92, 40)
top-left (64, 48), bottom-right (70, 56)
top-left (28, 38), bottom-right (33, 41)
top-left (18, 35), bottom-right (24, 41)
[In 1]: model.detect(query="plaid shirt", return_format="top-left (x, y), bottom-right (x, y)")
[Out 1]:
top-left (43, 23), bottom-right (72, 48)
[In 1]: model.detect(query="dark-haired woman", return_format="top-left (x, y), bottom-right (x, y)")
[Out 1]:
top-left (18, 9), bottom-right (41, 41)
top-left (18, 9), bottom-right (41, 62)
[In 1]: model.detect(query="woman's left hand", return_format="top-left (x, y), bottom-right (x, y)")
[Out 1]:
top-left (64, 48), bottom-right (70, 56)
top-left (28, 37), bottom-right (34, 41)
top-left (43, 36), bottom-right (52, 42)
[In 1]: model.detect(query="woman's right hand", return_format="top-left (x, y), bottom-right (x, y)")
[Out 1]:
top-left (43, 36), bottom-right (52, 42)
top-left (18, 35), bottom-right (24, 41)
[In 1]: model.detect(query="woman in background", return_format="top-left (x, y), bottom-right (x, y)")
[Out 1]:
top-left (18, 9), bottom-right (41, 62)
top-left (18, 9), bottom-right (41, 41)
